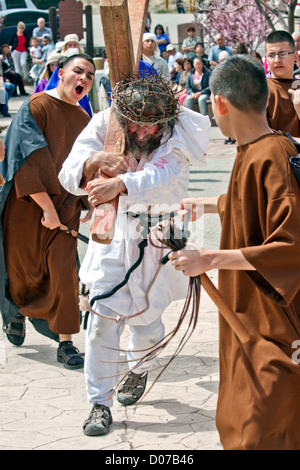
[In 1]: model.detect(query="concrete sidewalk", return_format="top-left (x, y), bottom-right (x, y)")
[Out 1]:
top-left (0, 93), bottom-right (236, 451)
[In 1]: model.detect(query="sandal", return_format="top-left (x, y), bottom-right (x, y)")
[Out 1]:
top-left (117, 371), bottom-right (148, 406)
top-left (57, 341), bottom-right (84, 370)
top-left (5, 314), bottom-right (26, 346)
top-left (83, 404), bottom-right (112, 436)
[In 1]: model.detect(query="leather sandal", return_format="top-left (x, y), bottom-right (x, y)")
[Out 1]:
top-left (57, 341), bottom-right (84, 370)
top-left (117, 371), bottom-right (148, 406)
top-left (5, 314), bottom-right (26, 346)
top-left (83, 404), bottom-right (112, 436)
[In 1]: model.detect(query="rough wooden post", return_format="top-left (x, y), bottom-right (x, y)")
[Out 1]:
top-left (90, 0), bottom-right (149, 243)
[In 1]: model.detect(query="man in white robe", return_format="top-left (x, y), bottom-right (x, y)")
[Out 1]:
top-left (59, 74), bottom-right (210, 436)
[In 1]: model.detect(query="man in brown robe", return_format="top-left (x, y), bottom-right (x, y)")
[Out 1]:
top-left (0, 55), bottom-right (97, 369)
top-left (169, 55), bottom-right (300, 450)
top-left (266, 30), bottom-right (300, 137)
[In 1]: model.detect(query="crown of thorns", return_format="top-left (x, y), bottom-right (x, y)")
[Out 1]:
top-left (112, 72), bottom-right (180, 126)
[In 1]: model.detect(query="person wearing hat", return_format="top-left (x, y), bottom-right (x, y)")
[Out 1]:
top-left (33, 51), bottom-right (61, 93)
top-left (62, 34), bottom-right (84, 55)
top-left (166, 44), bottom-right (184, 74)
top-left (141, 32), bottom-right (170, 81)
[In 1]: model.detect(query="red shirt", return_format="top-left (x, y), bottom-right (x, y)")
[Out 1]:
top-left (16, 34), bottom-right (26, 52)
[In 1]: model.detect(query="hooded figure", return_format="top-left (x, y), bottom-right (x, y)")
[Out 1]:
top-left (141, 32), bottom-right (171, 81)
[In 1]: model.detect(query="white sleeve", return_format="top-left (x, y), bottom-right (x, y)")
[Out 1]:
top-left (58, 109), bottom-right (109, 195)
top-left (119, 148), bottom-right (190, 210)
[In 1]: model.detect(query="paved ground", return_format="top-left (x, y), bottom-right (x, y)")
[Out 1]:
top-left (0, 89), bottom-right (237, 451)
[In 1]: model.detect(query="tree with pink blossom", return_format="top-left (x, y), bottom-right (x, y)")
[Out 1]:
top-left (194, 0), bottom-right (296, 52)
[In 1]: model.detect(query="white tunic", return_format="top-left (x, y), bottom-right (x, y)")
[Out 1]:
top-left (59, 107), bottom-right (210, 325)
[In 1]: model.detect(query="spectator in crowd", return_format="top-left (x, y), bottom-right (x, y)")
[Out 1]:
top-left (252, 51), bottom-right (263, 65)
top-left (166, 44), bottom-right (184, 73)
top-left (175, 57), bottom-right (193, 105)
top-left (0, 77), bottom-right (15, 117)
top-left (184, 56), bottom-right (211, 115)
top-left (192, 42), bottom-right (210, 68)
top-left (29, 36), bottom-right (43, 80)
top-left (1, 44), bottom-right (29, 96)
top-left (292, 31), bottom-right (300, 52)
top-left (9, 21), bottom-right (30, 83)
top-left (218, 50), bottom-right (230, 63)
top-left (161, 49), bottom-right (169, 61)
top-left (154, 24), bottom-right (169, 54)
top-left (141, 32), bottom-right (170, 80)
top-left (32, 17), bottom-right (53, 46)
top-left (233, 42), bottom-right (248, 55)
top-left (182, 27), bottom-right (201, 60)
top-left (145, 10), bottom-right (151, 32)
top-left (208, 33), bottom-right (232, 68)
top-left (171, 57), bottom-right (184, 88)
top-left (30, 34), bottom-right (55, 85)
top-left (176, 0), bottom-right (185, 13)
top-left (292, 32), bottom-right (300, 76)
top-left (33, 51), bottom-right (60, 93)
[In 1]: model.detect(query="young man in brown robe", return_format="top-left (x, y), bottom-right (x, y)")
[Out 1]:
top-left (266, 30), bottom-right (300, 137)
top-left (169, 55), bottom-right (300, 450)
top-left (0, 55), bottom-right (102, 368)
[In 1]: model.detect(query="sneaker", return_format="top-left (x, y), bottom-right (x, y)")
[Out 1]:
top-left (82, 404), bottom-right (112, 436)
top-left (117, 371), bottom-right (148, 406)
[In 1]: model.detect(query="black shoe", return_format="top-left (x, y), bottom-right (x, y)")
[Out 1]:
top-left (117, 371), bottom-right (148, 406)
top-left (1, 113), bottom-right (11, 117)
top-left (229, 138), bottom-right (236, 144)
top-left (83, 404), bottom-right (112, 436)
top-left (224, 138), bottom-right (231, 144)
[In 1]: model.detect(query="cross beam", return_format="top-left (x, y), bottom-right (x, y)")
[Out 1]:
top-left (90, 0), bottom-right (149, 243)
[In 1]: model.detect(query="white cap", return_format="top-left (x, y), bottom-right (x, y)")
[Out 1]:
top-left (142, 32), bottom-right (160, 58)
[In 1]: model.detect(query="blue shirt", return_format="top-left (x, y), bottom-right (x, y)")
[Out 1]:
top-left (208, 45), bottom-right (232, 64)
top-left (155, 33), bottom-right (169, 54)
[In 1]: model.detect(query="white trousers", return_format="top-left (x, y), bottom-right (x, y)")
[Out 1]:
top-left (84, 305), bottom-right (165, 408)
top-left (11, 50), bottom-right (29, 80)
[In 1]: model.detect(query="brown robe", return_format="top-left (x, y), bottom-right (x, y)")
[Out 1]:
top-left (267, 78), bottom-right (300, 137)
top-left (216, 132), bottom-right (300, 450)
top-left (2, 93), bottom-right (90, 334)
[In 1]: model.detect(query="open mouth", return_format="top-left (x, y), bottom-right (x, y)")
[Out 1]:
top-left (75, 84), bottom-right (84, 95)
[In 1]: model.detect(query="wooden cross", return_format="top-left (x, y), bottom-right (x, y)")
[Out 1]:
top-left (90, 0), bottom-right (149, 243)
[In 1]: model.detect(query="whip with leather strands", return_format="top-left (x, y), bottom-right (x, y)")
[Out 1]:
top-left (107, 213), bottom-right (250, 403)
